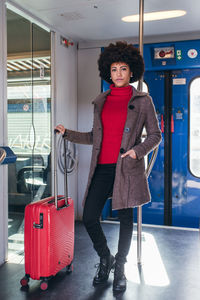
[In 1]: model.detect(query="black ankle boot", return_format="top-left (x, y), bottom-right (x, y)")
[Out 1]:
top-left (113, 262), bottom-right (126, 292)
top-left (93, 254), bottom-right (115, 285)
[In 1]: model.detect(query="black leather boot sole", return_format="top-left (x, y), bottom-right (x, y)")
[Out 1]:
top-left (113, 275), bottom-right (127, 293)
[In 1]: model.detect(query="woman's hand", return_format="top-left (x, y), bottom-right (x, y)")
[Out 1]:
top-left (55, 124), bottom-right (65, 135)
top-left (121, 149), bottom-right (137, 159)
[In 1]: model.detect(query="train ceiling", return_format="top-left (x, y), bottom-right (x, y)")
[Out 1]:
top-left (8, 0), bottom-right (200, 42)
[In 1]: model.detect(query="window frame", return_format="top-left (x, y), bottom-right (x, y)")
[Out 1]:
top-left (188, 76), bottom-right (200, 178)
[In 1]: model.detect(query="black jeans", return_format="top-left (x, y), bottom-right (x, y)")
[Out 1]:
top-left (83, 164), bottom-right (133, 264)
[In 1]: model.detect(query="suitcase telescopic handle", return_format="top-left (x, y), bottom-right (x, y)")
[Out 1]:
top-left (54, 129), bottom-right (69, 209)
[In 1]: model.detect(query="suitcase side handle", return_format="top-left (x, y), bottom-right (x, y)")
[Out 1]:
top-left (54, 130), bottom-right (69, 209)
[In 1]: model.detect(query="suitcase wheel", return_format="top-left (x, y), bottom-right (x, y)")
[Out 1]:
top-left (66, 263), bottom-right (73, 274)
top-left (40, 280), bottom-right (48, 291)
top-left (20, 275), bottom-right (30, 287)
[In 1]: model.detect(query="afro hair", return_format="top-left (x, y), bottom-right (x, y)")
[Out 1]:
top-left (98, 41), bottom-right (144, 84)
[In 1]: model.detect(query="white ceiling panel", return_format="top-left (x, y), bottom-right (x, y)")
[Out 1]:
top-left (8, 0), bottom-right (200, 42)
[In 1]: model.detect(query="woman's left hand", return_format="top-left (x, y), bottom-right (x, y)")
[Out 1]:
top-left (121, 149), bottom-right (137, 159)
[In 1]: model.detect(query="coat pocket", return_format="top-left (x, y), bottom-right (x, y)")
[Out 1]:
top-left (122, 155), bottom-right (145, 175)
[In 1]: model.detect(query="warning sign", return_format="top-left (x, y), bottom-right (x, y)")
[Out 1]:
top-left (173, 78), bottom-right (186, 85)
top-left (176, 49), bottom-right (182, 60)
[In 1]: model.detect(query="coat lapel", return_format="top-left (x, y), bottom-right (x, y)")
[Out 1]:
top-left (92, 89), bottom-right (110, 113)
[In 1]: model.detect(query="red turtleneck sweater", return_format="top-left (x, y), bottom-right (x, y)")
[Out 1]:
top-left (98, 84), bottom-right (133, 164)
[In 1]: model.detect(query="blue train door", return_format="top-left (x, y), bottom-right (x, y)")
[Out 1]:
top-left (142, 71), bottom-right (165, 225)
top-left (172, 69), bottom-right (200, 228)
top-left (144, 69), bottom-right (200, 228)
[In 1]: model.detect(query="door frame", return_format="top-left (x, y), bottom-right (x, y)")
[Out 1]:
top-left (1, 2), bottom-right (53, 265)
top-left (0, 0), bottom-right (8, 265)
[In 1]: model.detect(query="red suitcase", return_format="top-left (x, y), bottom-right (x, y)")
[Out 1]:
top-left (20, 132), bottom-right (74, 290)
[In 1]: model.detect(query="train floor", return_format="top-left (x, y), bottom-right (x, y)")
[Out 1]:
top-left (0, 220), bottom-right (199, 300)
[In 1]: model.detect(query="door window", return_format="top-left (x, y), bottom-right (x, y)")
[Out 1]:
top-left (7, 8), bottom-right (51, 262)
top-left (189, 78), bottom-right (200, 177)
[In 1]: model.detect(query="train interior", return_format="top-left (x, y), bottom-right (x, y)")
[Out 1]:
top-left (0, 0), bottom-right (200, 299)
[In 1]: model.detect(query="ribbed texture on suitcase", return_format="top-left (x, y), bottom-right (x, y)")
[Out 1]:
top-left (24, 196), bottom-right (74, 280)
top-left (49, 198), bottom-right (74, 275)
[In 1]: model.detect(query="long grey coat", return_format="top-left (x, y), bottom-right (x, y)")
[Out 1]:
top-left (63, 86), bottom-right (162, 210)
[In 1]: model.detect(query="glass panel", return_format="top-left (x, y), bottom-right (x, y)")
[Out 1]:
top-left (7, 9), bottom-right (51, 262)
top-left (7, 9), bottom-right (32, 261)
top-left (189, 78), bottom-right (200, 177)
top-left (32, 23), bottom-right (51, 200)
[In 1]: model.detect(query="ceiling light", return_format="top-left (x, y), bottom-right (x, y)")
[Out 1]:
top-left (122, 10), bottom-right (186, 22)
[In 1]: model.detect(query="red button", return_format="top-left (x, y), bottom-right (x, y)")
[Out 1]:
top-left (159, 50), bottom-right (165, 58)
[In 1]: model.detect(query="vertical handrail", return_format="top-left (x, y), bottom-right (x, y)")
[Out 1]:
top-left (137, 0), bottom-right (144, 266)
top-left (138, 0), bottom-right (144, 91)
top-left (137, 0), bottom-right (159, 265)
top-left (137, 206), bottom-right (142, 265)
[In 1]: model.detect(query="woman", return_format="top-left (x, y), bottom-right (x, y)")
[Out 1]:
top-left (56, 41), bottom-right (161, 293)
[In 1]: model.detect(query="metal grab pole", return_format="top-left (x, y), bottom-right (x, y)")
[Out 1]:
top-left (138, 0), bottom-right (144, 92)
top-left (137, 205), bottom-right (142, 265)
top-left (137, 0), bottom-right (144, 265)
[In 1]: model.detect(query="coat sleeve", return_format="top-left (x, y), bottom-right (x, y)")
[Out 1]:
top-left (132, 96), bottom-right (162, 160)
top-left (63, 129), bottom-right (93, 145)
